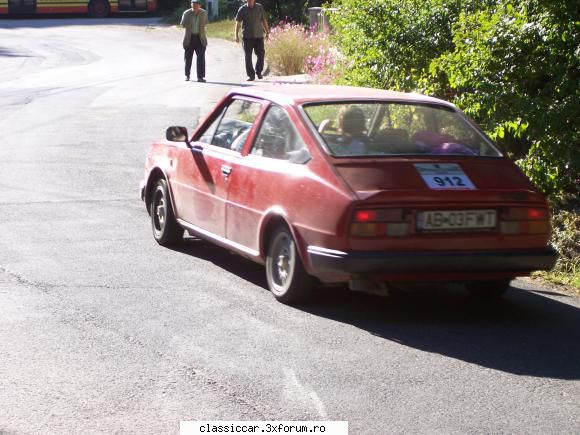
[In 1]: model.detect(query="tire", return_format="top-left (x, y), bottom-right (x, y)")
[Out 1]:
top-left (466, 279), bottom-right (511, 301)
top-left (266, 225), bottom-right (315, 304)
top-left (150, 179), bottom-right (183, 246)
top-left (88, 0), bottom-right (110, 18)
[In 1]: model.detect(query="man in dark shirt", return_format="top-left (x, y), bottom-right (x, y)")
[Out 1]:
top-left (234, 0), bottom-right (269, 81)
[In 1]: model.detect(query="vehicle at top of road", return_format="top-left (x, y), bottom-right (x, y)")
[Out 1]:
top-left (140, 84), bottom-right (557, 304)
top-left (0, 0), bottom-right (156, 18)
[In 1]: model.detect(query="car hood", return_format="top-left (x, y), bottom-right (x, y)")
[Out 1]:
top-left (333, 158), bottom-right (544, 204)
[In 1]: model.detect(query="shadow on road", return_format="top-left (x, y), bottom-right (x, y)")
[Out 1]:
top-left (174, 237), bottom-right (268, 290)
top-left (174, 238), bottom-right (580, 380)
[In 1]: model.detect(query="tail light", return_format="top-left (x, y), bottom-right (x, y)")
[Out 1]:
top-left (351, 208), bottom-right (410, 237)
top-left (499, 207), bottom-right (550, 235)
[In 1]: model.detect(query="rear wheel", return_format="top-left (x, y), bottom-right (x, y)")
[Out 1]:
top-left (88, 0), bottom-right (110, 18)
top-left (266, 225), bottom-right (315, 304)
top-left (150, 179), bottom-right (183, 246)
top-left (466, 279), bottom-right (511, 301)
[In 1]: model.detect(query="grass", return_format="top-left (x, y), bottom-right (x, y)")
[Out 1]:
top-left (163, 10), bottom-right (236, 42)
top-left (207, 19), bottom-right (237, 42)
top-left (533, 272), bottom-right (580, 296)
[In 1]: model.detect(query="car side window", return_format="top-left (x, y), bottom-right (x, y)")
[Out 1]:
top-left (250, 105), bottom-right (311, 163)
top-left (198, 107), bottom-right (225, 144)
top-left (209, 99), bottom-right (262, 151)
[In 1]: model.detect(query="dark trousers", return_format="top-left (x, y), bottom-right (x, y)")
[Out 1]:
top-left (242, 37), bottom-right (265, 78)
top-left (184, 34), bottom-right (206, 79)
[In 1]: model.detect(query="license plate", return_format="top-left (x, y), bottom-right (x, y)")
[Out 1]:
top-left (414, 163), bottom-right (475, 190)
top-left (417, 209), bottom-right (497, 231)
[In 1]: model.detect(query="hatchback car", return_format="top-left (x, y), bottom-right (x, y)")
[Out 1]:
top-left (140, 84), bottom-right (557, 304)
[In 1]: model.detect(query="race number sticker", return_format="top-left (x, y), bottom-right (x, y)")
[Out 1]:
top-left (414, 163), bottom-right (475, 190)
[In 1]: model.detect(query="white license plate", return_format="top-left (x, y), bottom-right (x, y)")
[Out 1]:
top-left (417, 209), bottom-right (497, 231)
top-left (414, 163), bottom-right (475, 190)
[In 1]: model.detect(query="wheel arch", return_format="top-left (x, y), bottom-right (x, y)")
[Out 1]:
top-left (259, 212), bottom-right (309, 269)
top-left (145, 168), bottom-right (176, 216)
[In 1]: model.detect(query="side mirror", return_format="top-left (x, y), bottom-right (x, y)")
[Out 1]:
top-left (166, 126), bottom-right (190, 144)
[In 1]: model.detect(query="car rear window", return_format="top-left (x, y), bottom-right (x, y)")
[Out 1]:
top-left (302, 102), bottom-right (502, 158)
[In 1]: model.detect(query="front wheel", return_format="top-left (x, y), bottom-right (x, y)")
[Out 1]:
top-left (88, 0), bottom-right (110, 18)
top-left (266, 226), bottom-right (315, 304)
top-left (466, 279), bottom-right (511, 301)
top-left (150, 179), bottom-right (183, 246)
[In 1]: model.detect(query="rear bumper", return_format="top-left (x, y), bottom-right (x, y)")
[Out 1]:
top-left (307, 246), bottom-right (558, 275)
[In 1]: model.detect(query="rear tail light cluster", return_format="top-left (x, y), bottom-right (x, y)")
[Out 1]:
top-left (351, 208), bottom-right (410, 237)
top-left (499, 207), bottom-right (550, 235)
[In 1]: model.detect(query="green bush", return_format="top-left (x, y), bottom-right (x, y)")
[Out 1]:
top-left (162, 0), bottom-right (188, 24)
top-left (327, 0), bottom-right (579, 199)
top-left (429, 1), bottom-right (579, 196)
top-left (327, 0), bottom-right (458, 90)
top-left (537, 205), bottom-right (580, 290)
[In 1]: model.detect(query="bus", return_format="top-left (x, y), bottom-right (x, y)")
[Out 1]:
top-left (0, 0), bottom-right (157, 18)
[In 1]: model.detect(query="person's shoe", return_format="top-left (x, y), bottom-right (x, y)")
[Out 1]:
top-left (185, 75), bottom-right (190, 81)
top-left (257, 73), bottom-right (263, 79)
top-left (197, 78), bottom-right (206, 82)
top-left (247, 76), bottom-right (255, 81)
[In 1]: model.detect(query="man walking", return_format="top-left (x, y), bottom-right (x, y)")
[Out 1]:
top-left (234, 0), bottom-right (269, 81)
top-left (181, 0), bottom-right (208, 82)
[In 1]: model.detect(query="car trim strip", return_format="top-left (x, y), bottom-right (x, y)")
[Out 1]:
top-left (177, 219), bottom-right (260, 258)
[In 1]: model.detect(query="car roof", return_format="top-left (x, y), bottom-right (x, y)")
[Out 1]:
top-left (229, 84), bottom-right (455, 108)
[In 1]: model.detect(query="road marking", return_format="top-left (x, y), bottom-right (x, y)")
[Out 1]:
top-left (282, 368), bottom-right (328, 419)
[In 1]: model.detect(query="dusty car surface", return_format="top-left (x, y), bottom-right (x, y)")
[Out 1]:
top-left (140, 84), bottom-right (557, 304)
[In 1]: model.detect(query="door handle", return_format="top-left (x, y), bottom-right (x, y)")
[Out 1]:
top-left (221, 165), bottom-right (232, 176)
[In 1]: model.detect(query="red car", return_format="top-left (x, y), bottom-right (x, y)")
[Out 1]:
top-left (140, 84), bottom-right (557, 304)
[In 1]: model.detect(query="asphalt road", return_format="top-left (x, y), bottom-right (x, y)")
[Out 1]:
top-left (0, 18), bottom-right (579, 435)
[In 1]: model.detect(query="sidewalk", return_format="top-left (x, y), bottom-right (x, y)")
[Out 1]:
top-left (258, 73), bottom-right (309, 85)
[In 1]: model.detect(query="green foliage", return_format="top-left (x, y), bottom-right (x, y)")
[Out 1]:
top-left (536, 206), bottom-right (580, 290)
top-left (162, 0), bottom-right (189, 23)
top-left (164, 1), bottom-right (318, 26)
top-left (429, 0), bottom-right (579, 196)
top-left (228, 0), bottom-right (316, 23)
top-left (157, 0), bottom-right (185, 14)
top-left (551, 209), bottom-right (580, 268)
top-left (327, 0), bottom-right (579, 198)
top-left (328, 0), bottom-right (459, 90)
top-left (163, 0), bottom-right (237, 22)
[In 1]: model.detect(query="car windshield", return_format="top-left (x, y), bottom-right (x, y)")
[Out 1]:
top-left (303, 102), bottom-right (502, 157)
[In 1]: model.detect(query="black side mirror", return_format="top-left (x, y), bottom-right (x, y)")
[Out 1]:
top-left (166, 126), bottom-right (190, 145)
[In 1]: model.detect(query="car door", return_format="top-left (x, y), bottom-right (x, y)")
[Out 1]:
top-left (225, 105), bottom-right (312, 253)
top-left (172, 98), bottom-right (263, 239)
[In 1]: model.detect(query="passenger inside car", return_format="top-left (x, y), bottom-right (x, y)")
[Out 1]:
top-left (335, 106), bottom-right (368, 156)
top-left (412, 130), bottom-right (477, 155)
